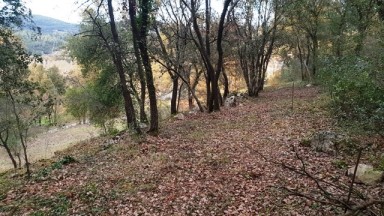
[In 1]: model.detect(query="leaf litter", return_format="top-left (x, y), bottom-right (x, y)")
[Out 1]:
top-left (0, 86), bottom-right (383, 215)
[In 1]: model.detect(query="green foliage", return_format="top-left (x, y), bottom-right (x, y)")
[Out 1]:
top-left (64, 87), bottom-right (89, 123)
top-left (319, 56), bottom-right (384, 134)
top-left (65, 16), bottom-right (129, 133)
top-left (17, 30), bottom-right (71, 55)
top-left (36, 155), bottom-right (77, 178)
top-left (0, 0), bottom-right (31, 28)
top-left (29, 194), bottom-right (70, 216)
top-left (331, 159), bottom-right (348, 169)
top-left (375, 154), bottom-right (384, 171)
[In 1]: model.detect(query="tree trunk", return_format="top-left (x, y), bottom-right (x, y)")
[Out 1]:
top-left (137, 0), bottom-right (159, 133)
top-left (125, 4), bottom-right (147, 124)
top-left (222, 66), bottom-right (229, 99)
top-left (7, 91), bottom-right (30, 177)
top-left (212, 0), bottom-right (232, 110)
top-left (0, 131), bottom-right (18, 169)
top-left (107, 0), bottom-right (140, 133)
top-left (171, 76), bottom-right (179, 114)
top-left (312, 34), bottom-right (318, 76)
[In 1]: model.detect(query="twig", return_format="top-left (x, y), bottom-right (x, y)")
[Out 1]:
top-left (345, 148), bottom-right (363, 213)
top-left (344, 200), bottom-right (384, 216)
top-left (291, 82), bottom-right (294, 111)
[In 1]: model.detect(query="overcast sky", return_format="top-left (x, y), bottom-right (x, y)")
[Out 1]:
top-left (26, 0), bottom-right (82, 24)
top-left (25, 0), bottom-right (224, 24)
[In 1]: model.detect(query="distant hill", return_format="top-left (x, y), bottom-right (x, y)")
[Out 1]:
top-left (17, 15), bottom-right (79, 55)
top-left (32, 15), bottom-right (79, 34)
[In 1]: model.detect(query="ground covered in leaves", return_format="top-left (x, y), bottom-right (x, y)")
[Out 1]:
top-left (1, 87), bottom-right (383, 215)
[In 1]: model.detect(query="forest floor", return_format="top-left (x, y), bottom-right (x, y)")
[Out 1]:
top-left (0, 86), bottom-right (383, 215)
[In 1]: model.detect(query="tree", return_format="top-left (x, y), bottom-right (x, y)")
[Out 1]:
top-left (69, 1), bottom-right (141, 133)
top-left (151, 0), bottom-right (205, 114)
top-left (232, 0), bottom-right (282, 96)
top-left (180, 0), bottom-right (236, 111)
top-left (64, 87), bottom-right (89, 124)
top-left (0, 31), bottom-right (42, 177)
top-left (0, 0), bottom-right (42, 177)
top-left (127, 0), bottom-right (159, 133)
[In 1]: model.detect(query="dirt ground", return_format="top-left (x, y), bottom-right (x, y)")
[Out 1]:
top-left (0, 124), bottom-right (100, 172)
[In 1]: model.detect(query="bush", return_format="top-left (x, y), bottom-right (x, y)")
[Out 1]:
top-left (319, 56), bottom-right (384, 135)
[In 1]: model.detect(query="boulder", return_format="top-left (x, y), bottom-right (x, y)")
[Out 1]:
top-left (309, 131), bottom-right (344, 154)
top-left (225, 96), bottom-right (236, 107)
top-left (139, 123), bottom-right (148, 129)
top-left (347, 164), bottom-right (384, 185)
top-left (174, 113), bottom-right (185, 120)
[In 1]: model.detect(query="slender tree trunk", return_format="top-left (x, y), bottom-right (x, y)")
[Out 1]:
top-left (107, 0), bottom-right (140, 133)
top-left (212, 0), bottom-right (232, 110)
top-left (7, 91), bottom-right (30, 177)
top-left (4, 145), bottom-right (18, 169)
top-left (222, 66), bottom-right (229, 99)
top-left (177, 82), bottom-right (184, 112)
top-left (137, 0), bottom-right (158, 133)
top-left (296, 36), bottom-right (306, 80)
top-left (0, 131), bottom-right (17, 169)
top-left (125, 9), bottom-right (147, 123)
top-left (171, 76), bottom-right (179, 114)
top-left (312, 34), bottom-right (318, 76)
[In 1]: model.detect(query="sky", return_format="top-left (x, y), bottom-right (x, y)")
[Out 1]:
top-left (26, 0), bottom-right (82, 24)
top-left (25, 0), bottom-right (223, 24)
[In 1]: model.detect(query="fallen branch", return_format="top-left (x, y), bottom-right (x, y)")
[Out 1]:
top-left (250, 146), bottom-right (383, 215)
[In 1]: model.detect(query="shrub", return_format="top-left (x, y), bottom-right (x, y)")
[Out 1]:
top-left (318, 56), bottom-right (384, 135)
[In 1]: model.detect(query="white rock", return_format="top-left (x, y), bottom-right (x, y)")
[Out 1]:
top-left (174, 113), bottom-right (185, 120)
top-left (139, 123), bottom-right (148, 129)
top-left (347, 164), bottom-right (384, 185)
top-left (225, 96), bottom-right (236, 107)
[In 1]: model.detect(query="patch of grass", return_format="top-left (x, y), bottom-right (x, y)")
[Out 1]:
top-left (35, 155), bottom-right (77, 179)
top-left (27, 194), bottom-right (70, 216)
top-left (332, 159), bottom-right (348, 169)
top-left (365, 153), bottom-right (384, 172)
top-left (376, 155), bottom-right (384, 171)
top-left (205, 153), bottom-right (231, 169)
top-left (299, 139), bottom-right (312, 147)
top-left (117, 180), bottom-right (157, 194)
top-left (0, 172), bottom-right (23, 201)
top-left (79, 182), bottom-right (100, 204)
top-left (336, 139), bottom-right (360, 156)
top-left (185, 129), bottom-right (209, 141)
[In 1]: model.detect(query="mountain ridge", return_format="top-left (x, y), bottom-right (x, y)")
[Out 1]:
top-left (31, 15), bottom-right (79, 34)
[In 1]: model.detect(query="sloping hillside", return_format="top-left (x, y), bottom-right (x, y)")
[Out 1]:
top-left (17, 15), bottom-right (79, 55)
top-left (32, 15), bottom-right (79, 34)
top-left (1, 87), bottom-right (383, 215)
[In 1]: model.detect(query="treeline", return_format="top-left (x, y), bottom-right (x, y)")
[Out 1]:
top-left (65, 0), bottom-right (384, 135)
top-left (17, 30), bottom-right (71, 55)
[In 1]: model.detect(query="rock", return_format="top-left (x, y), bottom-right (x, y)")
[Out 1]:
top-left (347, 164), bottom-right (384, 185)
top-left (309, 131), bottom-right (344, 154)
top-left (174, 113), bottom-right (185, 120)
top-left (225, 96), bottom-right (236, 107)
top-left (306, 83), bottom-right (313, 87)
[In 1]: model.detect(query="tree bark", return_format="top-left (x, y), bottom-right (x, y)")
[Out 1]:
top-left (0, 130), bottom-right (18, 169)
top-left (107, 0), bottom-right (140, 133)
top-left (137, 0), bottom-right (159, 133)
top-left (171, 76), bottom-right (179, 114)
top-left (124, 2), bottom-right (148, 123)
top-left (7, 91), bottom-right (30, 177)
